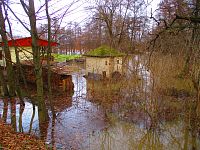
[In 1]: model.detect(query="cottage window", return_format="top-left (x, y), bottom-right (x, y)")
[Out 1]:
top-left (105, 61), bottom-right (108, 65)
top-left (0, 50), bottom-right (2, 60)
top-left (117, 60), bottom-right (119, 64)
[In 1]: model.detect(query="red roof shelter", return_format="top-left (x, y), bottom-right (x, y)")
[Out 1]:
top-left (0, 37), bottom-right (58, 47)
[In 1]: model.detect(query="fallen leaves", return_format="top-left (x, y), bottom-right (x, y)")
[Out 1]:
top-left (0, 120), bottom-right (48, 150)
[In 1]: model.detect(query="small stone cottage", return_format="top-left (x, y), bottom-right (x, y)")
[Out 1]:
top-left (84, 46), bottom-right (125, 79)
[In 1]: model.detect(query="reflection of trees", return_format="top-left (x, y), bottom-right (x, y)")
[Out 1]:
top-left (10, 98), bottom-right (16, 131)
top-left (50, 91), bottom-right (73, 112)
top-left (99, 128), bottom-right (113, 150)
top-left (29, 103), bottom-right (35, 134)
top-left (19, 101), bottom-right (25, 132)
top-left (39, 119), bottom-right (49, 141)
top-left (2, 98), bottom-right (8, 122)
top-left (51, 114), bottom-right (56, 149)
top-left (88, 114), bottom-right (197, 150)
top-left (138, 129), bottom-right (163, 150)
top-left (93, 55), bottom-right (200, 149)
top-left (88, 119), bottom-right (163, 150)
top-left (87, 79), bottom-right (122, 104)
top-left (86, 78), bottom-right (124, 121)
top-left (2, 98), bottom-right (25, 132)
top-left (183, 99), bottom-right (198, 150)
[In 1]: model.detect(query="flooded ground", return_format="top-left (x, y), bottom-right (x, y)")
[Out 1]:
top-left (0, 55), bottom-right (200, 149)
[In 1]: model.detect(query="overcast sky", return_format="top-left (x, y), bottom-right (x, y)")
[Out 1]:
top-left (6, 0), bottom-right (160, 37)
top-left (7, 0), bottom-right (88, 37)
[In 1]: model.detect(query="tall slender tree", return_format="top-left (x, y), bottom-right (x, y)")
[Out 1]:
top-left (45, 0), bottom-right (55, 115)
top-left (0, 0), bottom-right (16, 97)
top-left (2, 0), bottom-right (24, 102)
top-left (20, 0), bottom-right (48, 122)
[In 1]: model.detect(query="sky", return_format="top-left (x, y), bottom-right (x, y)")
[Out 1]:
top-left (7, 0), bottom-right (89, 37)
top-left (6, 0), bottom-right (160, 37)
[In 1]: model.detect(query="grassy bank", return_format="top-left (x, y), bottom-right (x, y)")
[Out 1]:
top-left (52, 53), bottom-right (81, 62)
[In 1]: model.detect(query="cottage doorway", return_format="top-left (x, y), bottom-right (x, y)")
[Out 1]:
top-left (102, 71), bottom-right (106, 78)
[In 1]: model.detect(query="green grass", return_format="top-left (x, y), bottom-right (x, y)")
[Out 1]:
top-left (52, 54), bottom-right (81, 62)
top-left (84, 45), bottom-right (125, 57)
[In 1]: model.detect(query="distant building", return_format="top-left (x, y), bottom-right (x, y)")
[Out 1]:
top-left (0, 37), bottom-right (58, 66)
top-left (84, 46), bottom-right (125, 79)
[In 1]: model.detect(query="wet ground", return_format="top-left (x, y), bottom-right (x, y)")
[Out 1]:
top-left (0, 55), bottom-right (200, 149)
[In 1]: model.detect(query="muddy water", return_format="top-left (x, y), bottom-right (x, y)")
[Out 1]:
top-left (0, 55), bottom-right (200, 150)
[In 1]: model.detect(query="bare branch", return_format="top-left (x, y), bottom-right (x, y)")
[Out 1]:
top-left (5, 3), bottom-right (30, 32)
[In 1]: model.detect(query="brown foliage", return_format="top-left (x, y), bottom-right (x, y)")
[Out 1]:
top-left (0, 120), bottom-right (48, 150)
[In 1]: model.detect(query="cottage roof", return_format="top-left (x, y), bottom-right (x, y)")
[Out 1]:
top-left (84, 45), bottom-right (125, 57)
top-left (0, 37), bottom-right (58, 47)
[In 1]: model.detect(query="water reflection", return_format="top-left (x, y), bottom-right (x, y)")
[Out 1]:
top-left (48, 74), bottom-right (108, 149)
top-left (2, 98), bottom-right (8, 122)
top-left (87, 115), bottom-right (200, 150)
top-left (10, 98), bottom-right (16, 131)
top-left (0, 98), bottom-right (39, 133)
top-left (0, 73), bottom-right (108, 149)
top-left (0, 55), bottom-right (200, 149)
top-left (29, 103), bottom-right (35, 133)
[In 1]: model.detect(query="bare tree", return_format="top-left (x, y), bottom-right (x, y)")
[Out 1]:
top-left (149, 2), bottom-right (200, 146)
top-left (20, 0), bottom-right (48, 122)
top-left (84, 0), bottom-right (147, 53)
top-left (45, 0), bottom-right (55, 116)
top-left (0, 0), bottom-right (15, 97)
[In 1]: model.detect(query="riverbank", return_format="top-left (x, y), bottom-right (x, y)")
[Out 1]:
top-left (0, 120), bottom-right (48, 150)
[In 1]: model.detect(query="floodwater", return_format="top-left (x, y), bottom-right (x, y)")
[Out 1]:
top-left (0, 55), bottom-right (200, 150)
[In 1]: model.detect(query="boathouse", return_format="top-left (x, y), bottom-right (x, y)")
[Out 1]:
top-left (0, 37), bottom-right (58, 66)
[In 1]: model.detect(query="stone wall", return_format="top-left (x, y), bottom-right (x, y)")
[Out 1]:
top-left (85, 56), bottom-right (123, 78)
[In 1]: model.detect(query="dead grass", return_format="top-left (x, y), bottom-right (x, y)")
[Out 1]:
top-left (149, 53), bottom-right (194, 95)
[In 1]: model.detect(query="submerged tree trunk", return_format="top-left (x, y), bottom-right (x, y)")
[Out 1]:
top-left (30, 4), bottom-right (48, 122)
top-left (19, 102), bottom-right (25, 132)
top-left (29, 103), bottom-right (35, 134)
top-left (2, 98), bottom-right (8, 121)
top-left (27, 0), bottom-right (48, 122)
top-left (10, 98), bottom-right (17, 131)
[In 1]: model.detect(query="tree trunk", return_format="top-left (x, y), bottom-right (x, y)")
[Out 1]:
top-left (0, 68), bottom-right (9, 96)
top-left (45, 0), bottom-right (55, 115)
top-left (0, 2), bottom-right (15, 97)
top-left (28, 0), bottom-right (48, 122)
top-left (3, 0), bottom-right (24, 102)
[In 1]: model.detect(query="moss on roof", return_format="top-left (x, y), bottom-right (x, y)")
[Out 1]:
top-left (84, 45), bottom-right (125, 57)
